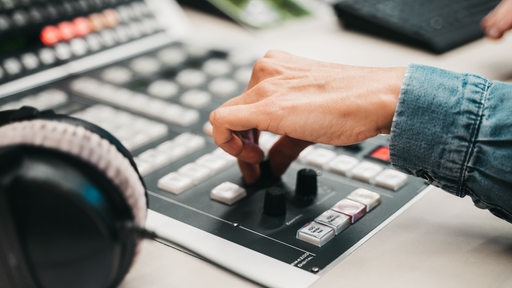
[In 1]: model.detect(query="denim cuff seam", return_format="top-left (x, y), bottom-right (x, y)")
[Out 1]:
top-left (457, 76), bottom-right (491, 197)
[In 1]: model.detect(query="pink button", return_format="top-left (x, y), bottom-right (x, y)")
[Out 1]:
top-left (331, 198), bottom-right (366, 223)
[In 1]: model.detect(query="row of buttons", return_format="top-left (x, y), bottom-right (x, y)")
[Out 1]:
top-left (135, 133), bottom-right (206, 176)
top-left (0, 1), bottom-right (136, 30)
top-left (39, 2), bottom-right (152, 46)
top-left (1, 20), bottom-right (160, 82)
top-left (70, 77), bottom-right (200, 127)
top-left (72, 104), bottom-right (168, 151)
top-left (157, 148), bottom-right (237, 195)
top-left (257, 132), bottom-right (407, 191)
top-left (1, 18), bottom-right (160, 81)
top-left (297, 188), bottom-right (381, 247)
top-left (99, 49), bottom-right (253, 102)
top-left (0, 88), bottom-right (68, 111)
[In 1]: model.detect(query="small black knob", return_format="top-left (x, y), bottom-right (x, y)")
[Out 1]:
top-left (263, 187), bottom-right (287, 217)
top-left (295, 168), bottom-right (317, 203)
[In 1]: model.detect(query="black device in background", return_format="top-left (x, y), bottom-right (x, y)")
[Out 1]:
top-left (333, 0), bottom-right (501, 53)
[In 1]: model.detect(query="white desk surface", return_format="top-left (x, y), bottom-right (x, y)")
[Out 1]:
top-left (121, 5), bottom-right (512, 288)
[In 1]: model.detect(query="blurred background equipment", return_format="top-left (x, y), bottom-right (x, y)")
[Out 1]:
top-left (332, 0), bottom-right (501, 53)
top-left (177, 0), bottom-right (312, 28)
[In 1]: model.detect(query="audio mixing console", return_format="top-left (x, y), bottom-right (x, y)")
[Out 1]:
top-left (0, 1), bottom-right (429, 287)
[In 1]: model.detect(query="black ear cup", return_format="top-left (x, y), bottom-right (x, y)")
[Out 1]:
top-left (0, 108), bottom-right (147, 288)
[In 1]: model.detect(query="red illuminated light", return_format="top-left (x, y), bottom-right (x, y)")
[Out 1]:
top-left (40, 25), bottom-right (61, 46)
top-left (39, 9), bottom-right (121, 47)
top-left (369, 146), bottom-right (391, 163)
top-left (58, 22), bottom-right (75, 41)
top-left (72, 17), bottom-right (92, 37)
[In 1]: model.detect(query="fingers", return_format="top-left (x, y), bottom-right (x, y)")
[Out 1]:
top-left (482, 0), bottom-right (512, 39)
top-left (236, 129), bottom-right (263, 184)
top-left (238, 159), bottom-right (261, 185)
top-left (268, 136), bottom-right (312, 177)
top-left (210, 104), bottom-right (267, 156)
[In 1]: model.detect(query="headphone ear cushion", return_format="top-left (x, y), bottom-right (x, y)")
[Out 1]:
top-left (0, 119), bottom-right (147, 227)
top-left (0, 117), bottom-right (147, 287)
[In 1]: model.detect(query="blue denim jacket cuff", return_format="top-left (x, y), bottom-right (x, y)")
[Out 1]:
top-left (389, 64), bottom-right (489, 198)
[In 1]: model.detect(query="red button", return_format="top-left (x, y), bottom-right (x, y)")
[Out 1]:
top-left (370, 146), bottom-right (390, 163)
top-left (40, 25), bottom-right (60, 46)
top-left (72, 17), bottom-right (91, 37)
top-left (58, 21), bottom-right (75, 41)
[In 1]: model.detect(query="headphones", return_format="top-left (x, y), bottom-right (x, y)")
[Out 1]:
top-left (0, 106), bottom-right (148, 288)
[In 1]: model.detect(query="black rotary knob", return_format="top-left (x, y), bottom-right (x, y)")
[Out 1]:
top-left (263, 187), bottom-right (287, 217)
top-left (294, 168), bottom-right (317, 203)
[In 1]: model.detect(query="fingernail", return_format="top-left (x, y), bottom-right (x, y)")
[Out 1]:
top-left (486, 28), bottom-right (501, 38)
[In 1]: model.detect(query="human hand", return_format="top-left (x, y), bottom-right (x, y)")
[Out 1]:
top-left (482, 0), bottom-right (512, 39)
top-left (209, 51), bottom-right (405, 184)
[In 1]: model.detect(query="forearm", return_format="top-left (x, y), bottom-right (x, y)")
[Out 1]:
top-left (390, 64), bottom-right (512, 222)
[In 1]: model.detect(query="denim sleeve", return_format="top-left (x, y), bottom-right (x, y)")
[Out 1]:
top-left (390, 64), bottom-right (512, 223)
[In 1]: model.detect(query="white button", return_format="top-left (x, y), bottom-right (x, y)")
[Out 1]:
top-left (327, 154), bottom-right (359, 176)
top-left (176, 69), bottom-right (207, 87)
top-left (162, 107), bottom-right (200, 127)
top-left (196, 153), bottom-right (231, 173)
top-left (85, 34), bottom-right (103, 51)
top-left (155, 142), bottom-right (189, 163)
top-left (55, 43), bottom-right (72, 60)
top-left (3, 58), bottom-right (22, 75)
top-left (234, 66), bottom-right (253, 84)
top-left (315, 210), bottom-right (351, 234)
top-left (114, 25), bottom-right (131, 42)
top-left (172, 133), bottom-right (206, 153)
top-left (374, 169), bottom-right (408, 191)
top-left (178, 163), bottom-right (212, 184)
top-left (157, 47), bottom-right (187, 68)
top-left (180, 89), bottom-right (212, 108)
top-left (297, 146), bottom-right (315, 163)
top-left (101, 66), bottom-right (134, 84)
top-left (118, 6), bottom-right (134, 22)
top-left (185, 44), bottom-right (209, 59)
top-left (296, 222), bottom-right (335, 247)
top-left (136, 149), bottom-right (170, 171)
top-left (72, 104), bottom-right (168, 151)
top-left (130, 56), bottom-right (161, 75)
top-left (202, 58), bottom-right (232, 76)
top-left (70, 38), bottom-right (88, 56)
top-left (228, 51), bottom-right (257, 66)
top-left (212, 148), bottom-right (237, 164)
top-left (0, 15), bottom-right (10, 31)
top-left (100, 29), bottom-right (117, 47)
top-left (347, 188), bottom-right (381, 212)
top-left (331, 199), bottom-right (366, 223)
top-left (21, 53), bottom-right (39, 70)
top-left (158, 172), bottom-right (194, 195)
top-left (349, 161), bottom-right (383, 183)
top-left (128, 21), bottom-right (143, 39)
top-left (303, 148), bottom-right (337, 169)
top-left (39, 48), bottom-right (56, 65)
top-left (210, 181), bottom-right (247, 205)
top-left (37, 89), bottom-right (68, 109)
top-left (71, 78), bottom-right (198, 127)
top-left (208, 78), bottom-right (239, 98)
top-left (148, 80), bottom-right (179, 98)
